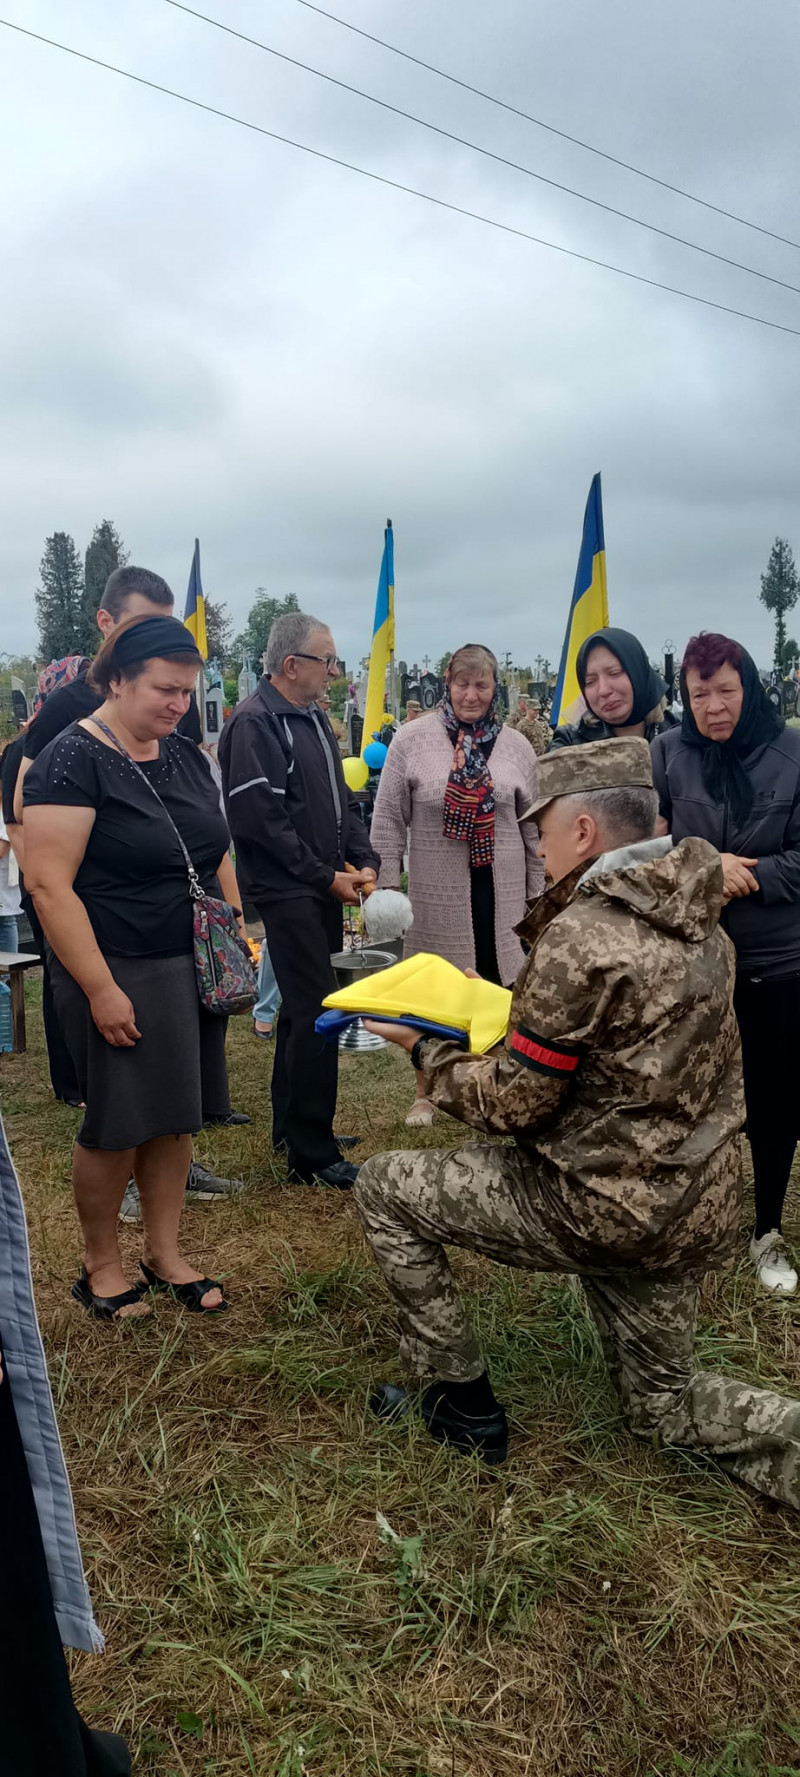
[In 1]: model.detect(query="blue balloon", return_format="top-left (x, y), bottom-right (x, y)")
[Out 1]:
top-left (364, 740), bottom-right (388, 770)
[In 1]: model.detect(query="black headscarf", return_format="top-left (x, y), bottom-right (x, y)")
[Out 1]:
top-left (679, 645), bottom-right (782, 827)
top-left (576, 627), bottom-right (666, 726)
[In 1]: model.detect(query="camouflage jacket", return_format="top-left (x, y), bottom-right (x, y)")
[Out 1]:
top-left (422, 836), bottom-right (743, 1273)
top-left (506, 712), bottom-right (552, 757)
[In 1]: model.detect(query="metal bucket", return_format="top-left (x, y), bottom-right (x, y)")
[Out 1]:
top-left (329, 947), bottom-right (397, 1051)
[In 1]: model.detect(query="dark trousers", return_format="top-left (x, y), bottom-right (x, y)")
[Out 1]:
top-left (0, 1353), bottom-right (131, 1776)
top-left (469, 865), bottom-right (501, 985)
top-left (24, 895), bottom-right (82, 1104)
top-left (260, 895), bottom-right (343, 1175)
top-left (734, 971), bottom-right (800, 1237)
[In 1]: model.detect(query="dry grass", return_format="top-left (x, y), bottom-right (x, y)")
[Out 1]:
top-left (3, 996), bottom-right (800, 1776)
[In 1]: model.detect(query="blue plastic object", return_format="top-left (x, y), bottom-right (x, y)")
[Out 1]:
top-left (363, 740), bottom-right (388, 770)
top-left (0, 980), bottom-right (12, 1054)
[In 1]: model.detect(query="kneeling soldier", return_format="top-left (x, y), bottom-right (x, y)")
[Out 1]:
top-left (355, 738), bottom-right (800, 1507)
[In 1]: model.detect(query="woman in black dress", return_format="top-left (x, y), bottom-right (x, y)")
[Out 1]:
top-left (23, 615), bottom-right (240, 1321)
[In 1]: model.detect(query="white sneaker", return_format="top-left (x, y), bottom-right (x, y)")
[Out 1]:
top-left (749, 1230), bottom-right (798, 1297)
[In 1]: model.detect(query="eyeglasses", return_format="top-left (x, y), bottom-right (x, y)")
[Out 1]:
top-left (294, 653), bottom-right (339, 669)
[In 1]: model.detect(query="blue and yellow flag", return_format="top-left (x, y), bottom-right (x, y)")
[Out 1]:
top-left (550, 473), bottom-right (609, 726)
top-left (183, 537), bottom-right (208, 660)
top-left (361, 520), bottom-right (395, 754)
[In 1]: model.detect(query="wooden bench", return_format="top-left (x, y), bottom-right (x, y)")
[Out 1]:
top-left (0, 952), bottom-right (41, 1055)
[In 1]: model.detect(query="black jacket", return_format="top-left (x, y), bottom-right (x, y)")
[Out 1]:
top-left (219, 678), bottom-right (379, 904)
top-left (548, 707), bottom-right (679, 751)
top-left (651, 723), bottom-right (800, 976)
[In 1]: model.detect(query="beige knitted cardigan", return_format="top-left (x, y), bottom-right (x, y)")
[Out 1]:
top-left (370, 712), bottom-right (545, 985)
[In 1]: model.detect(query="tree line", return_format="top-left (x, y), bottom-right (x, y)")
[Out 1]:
top-left (33, 524), bottom-right (307, 676)
top-left (29, 526), bottom-right (800, 682)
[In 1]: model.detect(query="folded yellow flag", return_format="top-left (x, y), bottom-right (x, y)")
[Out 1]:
top-left (321, 953), bottom-right (512, 1054)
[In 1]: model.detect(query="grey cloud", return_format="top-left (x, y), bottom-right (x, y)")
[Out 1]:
top-left (1, 0), bottom-right (799, 670)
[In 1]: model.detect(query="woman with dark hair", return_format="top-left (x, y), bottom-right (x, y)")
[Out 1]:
top-left (22, 616), bottom-right (237, 1321)
top-left (548, 626), bottom-right (678, 750)
top-left (652, 631), bottom-right (800, 1297)
top-left (371, 642), bottom-right (544, 1123)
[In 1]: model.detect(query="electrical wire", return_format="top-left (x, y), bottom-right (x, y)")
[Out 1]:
top-left (1, 15), bottom-right (800, 339)
top-left (290, 0), bottom-right (800, 255)
top-left (164, 1), bottom-right (800, 302)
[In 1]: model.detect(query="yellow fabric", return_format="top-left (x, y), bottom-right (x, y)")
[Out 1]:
top-left (322, 952), bottom-right (511, 1053)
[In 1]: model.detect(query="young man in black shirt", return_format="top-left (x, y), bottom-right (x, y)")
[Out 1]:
top-left (12, 565), bottom-right (239, 1212)
top-left (14, 567), bottom-right (200, 821)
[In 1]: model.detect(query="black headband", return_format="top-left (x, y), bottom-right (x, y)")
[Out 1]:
top-left (110, 616), bottom-right (201, 672)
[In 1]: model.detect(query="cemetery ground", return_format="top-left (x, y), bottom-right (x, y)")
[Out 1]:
top-left (3, 993), bottom-right (800, 1777)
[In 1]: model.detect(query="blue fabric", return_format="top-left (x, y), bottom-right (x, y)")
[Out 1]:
top-left (0, 915), bottom-right (18, 951)
top-left (0, 1112), bottom-right (102, 1652)
top-left (254, 941), bottom-right (280, 1025)
top-left (315, 1010), bottom-right (468, 1044)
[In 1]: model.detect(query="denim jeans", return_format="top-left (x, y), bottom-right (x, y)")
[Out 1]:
top-left (0, 915), bottom-right (19, 952)
top-left (254, 940), bottom-right (280, 1027)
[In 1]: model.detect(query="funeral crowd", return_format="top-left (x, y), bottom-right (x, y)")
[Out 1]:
top-left (2, 565), bottom-right (800, 1773)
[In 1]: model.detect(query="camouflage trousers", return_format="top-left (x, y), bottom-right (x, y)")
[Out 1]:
top-left (354, 1144), bottom-right (800, 1510)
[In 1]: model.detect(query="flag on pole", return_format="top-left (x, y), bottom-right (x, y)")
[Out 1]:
top-left (361, 520), bottom-right (395, 755)
top-left (183, 538), bottom-right (208, 660)
top-left (550, 473), bottom-right (609, 727)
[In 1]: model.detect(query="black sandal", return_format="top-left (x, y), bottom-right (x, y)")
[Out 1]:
top-left (71, 1266), bottom-right (152, 1322)
top-left (137, 1260), bottom-right (227, 1314)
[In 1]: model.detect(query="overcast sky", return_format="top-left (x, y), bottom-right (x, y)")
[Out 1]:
top-left (1, 0), bottom-right (799, 674)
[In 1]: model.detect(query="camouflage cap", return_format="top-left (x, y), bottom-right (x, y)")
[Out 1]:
top-left (520, 736), bottom-right (654, 821)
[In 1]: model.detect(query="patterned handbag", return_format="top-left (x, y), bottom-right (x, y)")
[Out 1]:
top-left (88, 718), bottom-right (257, 1017)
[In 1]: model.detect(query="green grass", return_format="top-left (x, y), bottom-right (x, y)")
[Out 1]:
top-left (3, 995), bottom-right (800, 1775)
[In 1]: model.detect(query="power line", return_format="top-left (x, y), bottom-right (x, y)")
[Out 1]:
top-left (165, 0), bottom-right (800, 302)
top-left (1, 15), bottom-right (799, 340)
top-left (290, 0), bottom-right (800, 256)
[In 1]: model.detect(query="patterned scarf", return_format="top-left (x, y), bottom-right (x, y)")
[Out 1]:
top-left (32, 653), bottom-right (90, 715)
top-left (440, 687), bottom-right (501, 867)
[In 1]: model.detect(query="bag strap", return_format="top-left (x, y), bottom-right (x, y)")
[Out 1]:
top-left (86, 716), bottom-right (203, 901)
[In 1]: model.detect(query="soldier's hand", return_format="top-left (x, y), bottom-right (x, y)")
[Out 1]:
top-left (463, 968), bottom-right (482, 980)
top-left (720, 853), bottom-right (759, 901)
top-left (363, 1020), bottom-right (418, 1051)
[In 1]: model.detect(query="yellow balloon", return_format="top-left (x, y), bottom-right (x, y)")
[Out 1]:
top-left (343, 755), bottom-right (369, 791)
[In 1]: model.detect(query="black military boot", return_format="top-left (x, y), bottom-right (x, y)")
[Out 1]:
top-left (370, 1374), bottom-right (509, 1464)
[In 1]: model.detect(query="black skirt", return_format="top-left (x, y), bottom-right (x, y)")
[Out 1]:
top-left (49, 951), bottom-right (230, 1150)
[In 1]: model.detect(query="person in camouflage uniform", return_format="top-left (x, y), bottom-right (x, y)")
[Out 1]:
top-left (506, 694), bottom-right (551, 758)
top-left (354, 738), bottom-right (800, 1506)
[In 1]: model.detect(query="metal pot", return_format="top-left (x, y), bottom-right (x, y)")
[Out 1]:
top-left (328, 947), bottom-right (398, 1050)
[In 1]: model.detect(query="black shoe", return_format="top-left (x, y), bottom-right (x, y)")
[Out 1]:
top-left (370, 1382), bottom-right (413, 1421)
top-left (203, 1110), bottom-right (252, 1127)
top-left (288, 1160), bottom-right (359, 1191)
top-left (421, 1381), bottom-right (508, 1464)
top-left (186, 1159), bottom-right (244, 1200)
top-left (335, 1134), bottom-right (361, 1149)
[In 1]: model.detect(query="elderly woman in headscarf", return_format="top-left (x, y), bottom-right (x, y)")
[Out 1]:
top-left (370, 642), bottom-right (544, 1124)
top-left (548, 626), bottom-right (678, 750)
top-left (652, 632), bottom-right (800, 1301)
